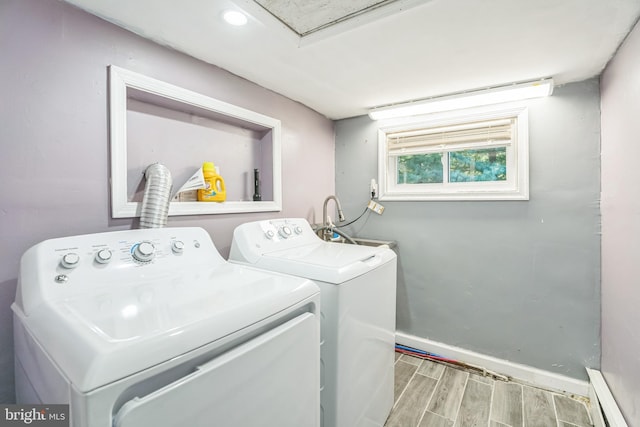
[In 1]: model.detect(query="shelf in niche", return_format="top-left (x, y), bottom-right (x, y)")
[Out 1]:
top-left (109, 65), bottom-right (282, 217)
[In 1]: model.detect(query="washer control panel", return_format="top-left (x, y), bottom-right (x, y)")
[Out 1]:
top-left (261, 221), bottom-right (306, 242)
top-left (230, 218), bottom-right (323, 263)
top-left (258, 219), bottom-right (314, 244)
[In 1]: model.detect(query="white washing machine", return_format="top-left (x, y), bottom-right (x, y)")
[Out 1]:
top-left (12, 227), bottom-right (320, 427)
top-left (229, 218), bottom-right (397, 427)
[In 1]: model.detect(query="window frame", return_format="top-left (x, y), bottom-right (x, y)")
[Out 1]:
top-left (377, 104), bottom-right (529, 201)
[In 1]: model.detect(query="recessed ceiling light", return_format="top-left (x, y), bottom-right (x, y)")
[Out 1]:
top-left (223, 10), bottom-right (248, 26)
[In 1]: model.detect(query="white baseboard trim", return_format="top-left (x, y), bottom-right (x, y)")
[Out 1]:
top-left (586, 368), bottom-right (629, 427)
top-left (395, 332), bottom-right (590, 397)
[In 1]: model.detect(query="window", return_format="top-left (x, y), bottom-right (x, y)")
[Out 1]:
top-left (378, 105), bottom-right (529, 201)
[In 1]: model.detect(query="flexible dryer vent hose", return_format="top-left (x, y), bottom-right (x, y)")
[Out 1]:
top-left (140, 163), bottom-right (173, 229)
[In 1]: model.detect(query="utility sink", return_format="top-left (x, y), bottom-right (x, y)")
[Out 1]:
top-left (330, 236), bottom-right (397, 249)
top-left (350, 237), bottom-right (396, 249)
top-left (312, 224), bottom-right (396, 248)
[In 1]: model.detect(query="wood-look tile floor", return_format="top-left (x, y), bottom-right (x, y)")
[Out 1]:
top-left (386, 353), bottom-right (593, 427)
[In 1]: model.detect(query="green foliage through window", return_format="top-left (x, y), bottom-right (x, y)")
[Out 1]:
top-left (397, 147), bottom-right (507, 184)
top-left (449, 148), bottom-right (506, 182)
top-left (397, 153), bottom-right (443, 183)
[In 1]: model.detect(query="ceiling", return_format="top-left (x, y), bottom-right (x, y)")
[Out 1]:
top-left (63, 0), bottom-right (640, 120)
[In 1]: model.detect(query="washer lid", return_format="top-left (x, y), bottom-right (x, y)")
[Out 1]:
top-left (13, 263), bottom-right (318, 393)
top-left (259, 241), bottom-right (396, 283)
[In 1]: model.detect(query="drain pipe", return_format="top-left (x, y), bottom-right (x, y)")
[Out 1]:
top-left (139, 163), bottom-right (173, 229)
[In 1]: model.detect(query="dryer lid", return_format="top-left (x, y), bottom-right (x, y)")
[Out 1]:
top-left (14, 263), bottom-right (318, 393)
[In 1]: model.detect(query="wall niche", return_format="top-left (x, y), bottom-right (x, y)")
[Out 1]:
top-left (109, 65), bottom-right (282, 217)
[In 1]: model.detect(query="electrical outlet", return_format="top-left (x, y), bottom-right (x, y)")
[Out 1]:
top-left (370, 179), bottom-right (378, 199)
top-left (367, 200), bottom-right (385, 215)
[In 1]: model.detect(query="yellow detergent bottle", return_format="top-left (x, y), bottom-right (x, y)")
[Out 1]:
top-left (197, 162), bottom-right (226, 202)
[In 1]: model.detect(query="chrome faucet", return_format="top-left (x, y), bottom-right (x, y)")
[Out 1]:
top-left (322, 195), bottom-right (345, 229)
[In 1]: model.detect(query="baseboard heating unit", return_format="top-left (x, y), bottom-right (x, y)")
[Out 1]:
top-left (586, 368), bottom-right (629, 427)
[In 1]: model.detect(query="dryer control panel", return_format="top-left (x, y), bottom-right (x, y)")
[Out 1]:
top-left (16, 227), bottom-right (224, 316)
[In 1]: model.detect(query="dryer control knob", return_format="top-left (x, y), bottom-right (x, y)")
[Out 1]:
top-left (265, 230), bottom-right (275, 239)
top-left (60, 252), bottom-right (80, 269)
top-left (95, 249), bottom-right (113, 264)
top-left (294, 226), bottom-right (303, 234)
top-left (279, 226), bottom-right (292, 239)
top-left (133, 241), bottom-right (155, 263)
top-left (171, 240), bottom-right (185, 254)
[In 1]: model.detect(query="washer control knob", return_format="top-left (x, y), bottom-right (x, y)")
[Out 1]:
top-left (279, 226), bottom-right (292, 239)
top-left (60, 253), bottom-right (80, 269)
top-left (294, 226), bottom-right (303, 235)
top-left (172, 240), bottom-right (185, 254)
top-left (265, 230), bottom-right (275, 239)
top-left (95, 249), bottom-right (112, 264)
top-left (133, 241), bottom-right (155, 263)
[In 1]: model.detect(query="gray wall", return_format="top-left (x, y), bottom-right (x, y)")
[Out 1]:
top-left (0, 0), bottom-right (334, 403)
top-left (335, 80), bottom-right (601, 380)
top-left (601, 19), bottom-right (640, 426)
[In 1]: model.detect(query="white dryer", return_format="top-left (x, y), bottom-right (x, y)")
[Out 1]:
top-left (229, 218), bottom-right (397, 427)
top-left (12, 227), bottom-right (320, 427)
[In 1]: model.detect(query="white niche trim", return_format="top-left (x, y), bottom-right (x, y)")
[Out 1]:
top-left (109, 65), bottom-right (282, 217)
